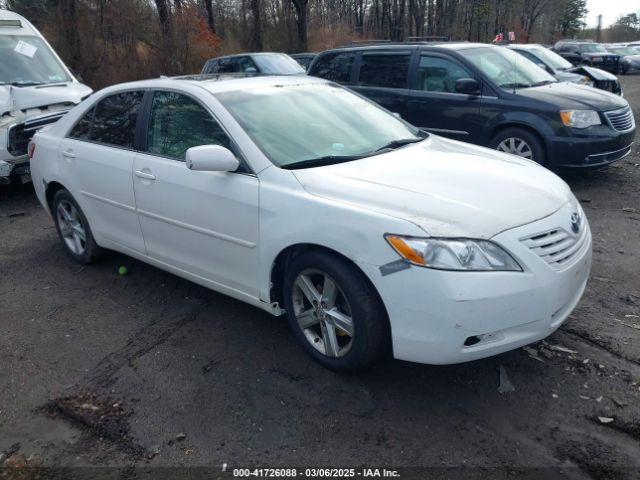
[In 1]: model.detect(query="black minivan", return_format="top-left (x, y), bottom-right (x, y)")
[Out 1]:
top-left (308, 43), bottom-right (635, 168)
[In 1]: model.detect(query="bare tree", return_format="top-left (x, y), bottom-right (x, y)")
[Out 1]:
top-left (203, 0), bottom-right (217, 35)
top-left (250, 0), bottom-right (262, 50)
top-left (291, 0), bottom-right (308, 51)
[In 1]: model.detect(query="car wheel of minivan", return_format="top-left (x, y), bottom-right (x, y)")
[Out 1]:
top-left (283, 251), bottom-right (389, 372)
top-left (490, 128), bottom-right (546, 165)
top-left (52, 189), bottom-right (103, 264)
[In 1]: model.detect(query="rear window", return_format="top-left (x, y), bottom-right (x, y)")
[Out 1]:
top-left (88, 91), bottom-right (144, 149)
top-left (310, 52), bottom-right (355, 83)
top-left (358, 54), bottom-right (410, 89)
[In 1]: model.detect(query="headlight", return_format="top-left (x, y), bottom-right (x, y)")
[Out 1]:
top-left (385, 235), bottom-right (522, 271)
top-left (560, 110), bottom-right (601, 128)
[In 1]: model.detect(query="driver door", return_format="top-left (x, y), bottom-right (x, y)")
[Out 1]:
top-left (132, 90), bottom-right (260, 297)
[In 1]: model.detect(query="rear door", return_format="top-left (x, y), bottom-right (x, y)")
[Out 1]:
top-left (57, 90), bottom-right (146, 253)
top-left (132, 90), bottom-right (260, 297)
top-left (351, 50), bottom-right (412, 119)
top-left (405, 53), bottom-right (481, 142)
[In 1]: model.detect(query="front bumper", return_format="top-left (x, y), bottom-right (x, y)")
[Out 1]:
top-left (546, 126), bottom-right (635, 168)
top-left (362, 202), bottom-right (592, 365)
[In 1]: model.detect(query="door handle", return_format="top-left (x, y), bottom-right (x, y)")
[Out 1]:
top-left (62, 150), bottom-right (76, 159)
top-left (135, 170), bottom-right (156, 180)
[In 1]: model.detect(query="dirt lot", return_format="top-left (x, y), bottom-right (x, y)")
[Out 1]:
top-left (1, 77), bottom-right (640, 480)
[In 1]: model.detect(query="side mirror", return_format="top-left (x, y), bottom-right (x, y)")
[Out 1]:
top-left (185, 145), bottom-right (240, 172)
top-left (455, 78), bottom-right (481, 95)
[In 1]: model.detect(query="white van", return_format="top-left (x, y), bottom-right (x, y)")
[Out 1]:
top-left (0, 9), bottom-right (92, 185)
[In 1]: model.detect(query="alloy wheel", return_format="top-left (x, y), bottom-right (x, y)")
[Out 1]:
top-left (496, 137), bottom-right (533, 159)
top-left (291, 269), bottom-right (355, 358)
top-left (56, 200), bottom-right (87, 255)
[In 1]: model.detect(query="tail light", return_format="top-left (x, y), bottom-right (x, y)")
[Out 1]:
top-left (28, 141), bottom-right (36, 160)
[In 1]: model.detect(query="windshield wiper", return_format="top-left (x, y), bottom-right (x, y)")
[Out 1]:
top-left (281, 154), bottom-right (368, 170)
top-left (10, 81), bottom-right (45, 87)
top-left (499, 82), bottom-right (532, 89)
top-left (531, 80), bottom-right (555, 87)
top-left (375, 137), bottom-right (423, 152)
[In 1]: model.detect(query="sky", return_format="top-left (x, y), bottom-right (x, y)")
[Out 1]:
top-left (586, 0), bottom-right (639, 28)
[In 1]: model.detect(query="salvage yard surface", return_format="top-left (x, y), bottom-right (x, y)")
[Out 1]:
top-left (1, 77), bottom-right (640, 479)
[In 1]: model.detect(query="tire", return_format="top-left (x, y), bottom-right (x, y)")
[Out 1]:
top-left (490, 127), bottom-right (546, 165)
top-left (282, 250), bottom-right (389, 372)
top-left (52, 189), bottom-right (103, 264)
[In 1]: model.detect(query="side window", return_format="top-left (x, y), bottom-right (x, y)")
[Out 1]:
top-left (68, 107), bottom-right (95, 140)
top-left (216, 58), bottom-right (235, 73)
top-left (416, 56), bottom-right (472, 93)
top-left (90, 91), bottom-right (144, 148)
top-left (310, 52), bottom-right (355, 83)
top-left (358, 54), bottom-right (410, 89)
top-left (146, 91), bottom-right (231, 161)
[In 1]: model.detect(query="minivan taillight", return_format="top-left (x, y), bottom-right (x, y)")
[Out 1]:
top-left (28, 141), bottom-right (36, 160)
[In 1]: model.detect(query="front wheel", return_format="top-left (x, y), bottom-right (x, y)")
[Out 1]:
top-left (283, 251), bottom-right (389, 372)
top-left (490, 128), bottom-right (546, 165)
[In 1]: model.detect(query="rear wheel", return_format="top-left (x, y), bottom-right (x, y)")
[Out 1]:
top-left (283, 251), bottom-right (389, 372)
top-left (52, 189), bottom-right (103, 264)
top-left (490, 128), bottom-right (546, 165)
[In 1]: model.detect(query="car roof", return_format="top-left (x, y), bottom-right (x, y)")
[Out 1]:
top-left (206, 52), bottom-right (291, 62)
top-left (99, 74), bottom-right (328, 96)
top-left (0, 9), bottom-right (39, 36)
top-left (507, 44), bottom-right (544, 50)
top-left (319, 41), bottom-right (493, 54)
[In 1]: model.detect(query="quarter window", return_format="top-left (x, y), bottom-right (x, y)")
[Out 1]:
top-left (90, 91), bottom-right (144, 148)
top-left (145, 91), bottom-right (230, 160)
top-left (310, 52), bottom-right (355, 83)
top-left (416, 56), bottom-right (472, 93)
top-left (358, 54), bottom-right (410, 89)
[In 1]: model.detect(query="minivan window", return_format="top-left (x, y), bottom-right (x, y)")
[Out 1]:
top-left (579, 44), bottom-right (606, 53)
top-left (461, 47), bottom-right (556, 89)
top-left (417, 56), bottom-right (472, 93)
top-left (311, 52), bottom-right (355, 83)
top-left (146, 91), bottom-right (230, 160)
top-left (358, 54), bottom-right (410, 89)
top-left (0, 35), bottom-right (71, 85)
top-left (90, 91), bottom-right (144, 149)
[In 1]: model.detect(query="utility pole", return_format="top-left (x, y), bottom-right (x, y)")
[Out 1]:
top-left (596, 14), bottom-right (602, 42)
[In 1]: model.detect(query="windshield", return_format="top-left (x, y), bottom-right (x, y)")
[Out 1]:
top-left (608, 47), bottom-right (637, 56)
top-left (461, 47), bottom-right (556, 89)
top-left (579, 44), bottom-right (606, 53)
top-left (0, 35), bottom-right (71, 86)
top-left (216, 83), bottom-right (421, 168)
top-left (530, 47), bottom-right (573, 70)
top-left (253, 54), bottom-right (306, 75)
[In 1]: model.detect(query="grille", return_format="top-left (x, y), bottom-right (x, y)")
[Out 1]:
top-left (605, 107), bottom-right (635, 132)
top-left (521, 223), bottom-right (589, 270)
top-left (7, 111), bottom-right (67, 157)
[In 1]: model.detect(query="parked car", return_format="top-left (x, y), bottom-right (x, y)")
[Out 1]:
top-left (604, 45), bottom-right (640, 74)
top-left (308, 43), bottom-right (635, 168)
top-left (508, 43), bottom-right (622, 96)
top-left (290, 53), bottom-right (317, 71)
top-left (30, 75), bottom-right (592, 371)
top-left (0, 10), bottom-right (92, 185)
top-left (201, 52), bottom-right (305, 75)
top-left (552, 40), bottom-right (620, 73)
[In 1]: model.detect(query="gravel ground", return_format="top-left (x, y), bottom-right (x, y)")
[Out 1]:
top-left (1, 76), bottom-right (639, 480)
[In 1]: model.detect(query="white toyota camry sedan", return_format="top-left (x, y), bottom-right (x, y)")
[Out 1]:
top-left (30, 74), bottom-right (592, 371)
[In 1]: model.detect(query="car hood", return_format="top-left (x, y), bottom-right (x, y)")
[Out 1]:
top-left (622, 55), bottom-right (640, 62)
top-left (566, 65), bottom-right (618, 81)
top-left (292, 136), bottom-right (574, 238)
top-left (0, 82), bottom-right (92, 116)
top-left (516, 81), bottom-right (627, 111)
top-left (554, 71), bottom-right (584, 83)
